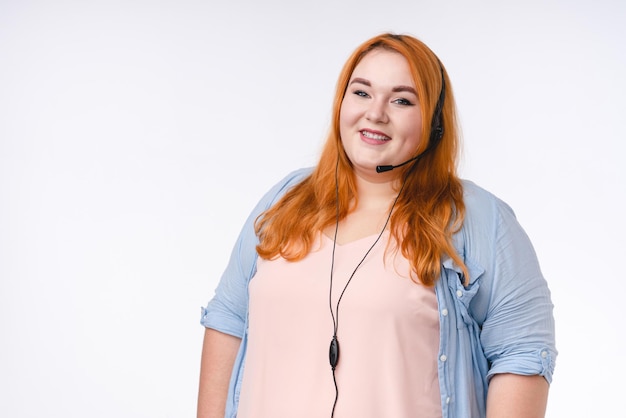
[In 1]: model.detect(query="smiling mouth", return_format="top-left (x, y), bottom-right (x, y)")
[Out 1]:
top-left (361, 130), bottom-right (391, 141)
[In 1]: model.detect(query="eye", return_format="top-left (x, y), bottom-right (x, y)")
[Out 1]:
top-left (392, 97), bottom-right (414, 106)
top-left (352, 90), bottom-right (370, 98)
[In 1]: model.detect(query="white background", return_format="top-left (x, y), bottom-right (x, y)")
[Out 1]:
top-left (1, 0), bottom-right (625, 416)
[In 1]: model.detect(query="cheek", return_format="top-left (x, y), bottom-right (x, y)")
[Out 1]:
top-left (339, 98), bottom-right (360, 129)
top-left (338, 104), bottom-right (353, 140)
top-left (410, 125), bottom-right (422, 145)
top-left (402, 115), bottom-right (423, 146)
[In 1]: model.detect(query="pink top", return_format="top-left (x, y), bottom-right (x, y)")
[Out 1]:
top-left (237, 232), bottom-right (442, 418)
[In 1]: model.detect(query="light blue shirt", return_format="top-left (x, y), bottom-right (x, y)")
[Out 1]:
top-left (200, 168), bottom-right (557, 418)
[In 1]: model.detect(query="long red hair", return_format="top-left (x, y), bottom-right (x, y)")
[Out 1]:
top-left (255, 33), bottom-right (468, 286)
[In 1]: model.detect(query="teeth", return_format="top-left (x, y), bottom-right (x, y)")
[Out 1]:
top-left (361, 130), bottom-right (390, 141)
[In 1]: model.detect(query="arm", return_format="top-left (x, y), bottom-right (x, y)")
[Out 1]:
top-left (478, 198), bottom-right (556, 383)
top-left (486, 373), bottom-right (549, 418)
top-left (197, 328), bottom-right (242, 418)
top-left (459, 185), bottom-right (556, 414)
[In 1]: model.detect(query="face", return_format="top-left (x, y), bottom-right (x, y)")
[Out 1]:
top-left (339, 49), bottom-right (423, 180)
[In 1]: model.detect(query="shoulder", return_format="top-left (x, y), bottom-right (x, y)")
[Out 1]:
top-left (266, 167), bottom-right (313, 198)
top-left (254, 167), bottom-right (314, 211)
top-left (277, 167), bottom-right (314, 188)
top-left (451, 180), bottom-right (527, 283)
top-left (458, 180), bottom-right (519, 243)
top-left (461, 180), bottom-right (513, 221)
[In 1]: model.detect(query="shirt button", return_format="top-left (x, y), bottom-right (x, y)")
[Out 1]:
top-left (541, 351), bottom-right (548, 358)
top-left (440, 354), bottom-right (447, 362)
top-left (446, 397), bottom-right (450, 404)
top-left (456, 290), bottom-right (463, 298)
top-left (441, 308), bottom-right (448, 316)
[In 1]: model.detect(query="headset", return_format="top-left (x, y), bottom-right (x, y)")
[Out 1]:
top-left (375, 62), bottom-right (447, 173)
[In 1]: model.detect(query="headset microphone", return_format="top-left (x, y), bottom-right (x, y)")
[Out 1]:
top-left (376, 155), bottom-right (420, 173)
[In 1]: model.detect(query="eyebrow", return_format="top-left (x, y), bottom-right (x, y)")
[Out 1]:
top-left (349, 78), bottom-right (417, 95)
top-left (392, 85), bottom-right (418, 95)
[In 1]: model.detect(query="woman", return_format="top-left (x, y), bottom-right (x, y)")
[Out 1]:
top-left (198, 33), bottom-right (556, 418)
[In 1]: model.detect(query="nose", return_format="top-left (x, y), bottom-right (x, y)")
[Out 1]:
top-left (365, 99), bottom-right (389, 124)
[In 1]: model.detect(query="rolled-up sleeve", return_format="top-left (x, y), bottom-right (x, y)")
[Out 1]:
top-left (200, 209), bottom-right (259, 338)
top-left (480, 199), bottom-right (557, 383)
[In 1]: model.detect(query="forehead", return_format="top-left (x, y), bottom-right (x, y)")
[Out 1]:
top-left (350, 49), bottom-right (415, 86)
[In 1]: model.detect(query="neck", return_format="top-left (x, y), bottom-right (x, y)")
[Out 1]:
top-left (353, 174), bottom-right (400, 211)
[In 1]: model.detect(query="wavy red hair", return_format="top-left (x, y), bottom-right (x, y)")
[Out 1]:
top-left (255, 33), bottom-right (468, 286)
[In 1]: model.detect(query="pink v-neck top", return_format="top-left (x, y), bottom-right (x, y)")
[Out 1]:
top-left (236, 231), bottom-right (442, 418)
